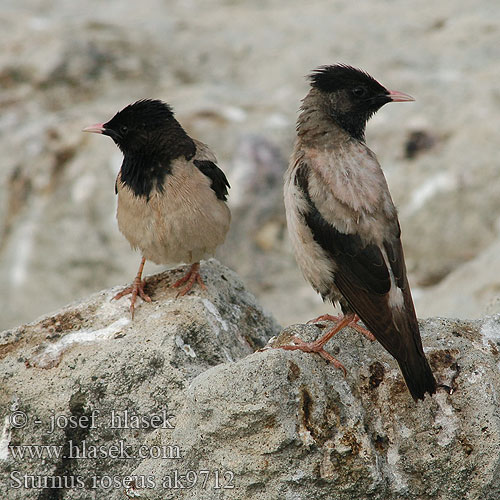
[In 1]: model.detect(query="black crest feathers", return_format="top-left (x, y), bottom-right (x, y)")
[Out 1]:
top-left (106, 99), bottom-right (175, 131)
top-left (309, 64), bottom-right (385, 94)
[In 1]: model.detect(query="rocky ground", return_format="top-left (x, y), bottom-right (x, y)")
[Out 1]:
top-left (1, 262), bottom-right (500, 499)
top-left (1, 0), bottom-right (500, 330)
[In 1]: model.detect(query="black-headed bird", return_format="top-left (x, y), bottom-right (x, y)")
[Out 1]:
top-left (282, 65), bottom-right (436, 401)
top-left (84, 99), bottom-right (230, 318)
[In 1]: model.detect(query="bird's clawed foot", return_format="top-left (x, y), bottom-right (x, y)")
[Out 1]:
top-left (308, 313), bottom-right (376, 342)
top-left (279, 336), bottom-right (347, 376)
top-left (112, 256), bottom-right (151, 319)
top-left (172, 262), bottom-right (206, 297)
top-left (276, 313), bottom-right (375, 375)
top-left (113, 279), bottom-right (152, 319)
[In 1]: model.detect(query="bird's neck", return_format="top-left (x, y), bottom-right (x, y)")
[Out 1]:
top-left (298, 92), bottom-right (367, 144)
top-left (332, 110), bottom-right (368, 142)
top-left (120, 124), bottom-right (196, 199)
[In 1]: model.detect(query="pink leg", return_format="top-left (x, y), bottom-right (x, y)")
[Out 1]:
top-left (308, 313), bottom-right (376, 342)
top-left (277, 314), bottom-right (360, 375)
top-left (113, 257), bottom-right (152, 319)
top-left (276, 313), bottom-right (377, 375)
top-left (172, 262), bottom-right (207, 297)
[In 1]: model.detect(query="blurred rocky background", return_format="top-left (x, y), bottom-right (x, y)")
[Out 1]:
top-left (1, 0), bottom-right (500, 331)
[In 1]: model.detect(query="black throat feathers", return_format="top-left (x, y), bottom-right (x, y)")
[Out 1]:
top-left (331, 110), bottom-right (369, 142)
top-left (119, 122), bottom-right (196, 199)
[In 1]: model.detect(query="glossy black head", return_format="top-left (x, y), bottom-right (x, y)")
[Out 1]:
top-left (84, 99), bottom-right (196, 198)
top-left (101, 99), bottom-right (176, 153)
top-left (309, 64), bottom-right (413, 140)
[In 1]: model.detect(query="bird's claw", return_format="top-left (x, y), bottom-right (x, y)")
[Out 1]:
top-left (113, 279), bottom-right (151, 319)
top-left (307, 313), bottom-right (342, 325)
top-left (172, 263), bottom-right (206, 297)
top-left (308, 313), bottom-right (376, 342)
top-left (278, 336), bottom-right (347, 376)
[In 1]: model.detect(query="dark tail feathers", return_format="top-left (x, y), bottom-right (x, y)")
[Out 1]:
top-left (398, 355), bottom-right (437, 401)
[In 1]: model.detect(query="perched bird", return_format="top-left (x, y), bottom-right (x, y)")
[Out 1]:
top-left (83, 99), bottom-right (230, 317)
top-left (282, 65), bottom-right (436, 401)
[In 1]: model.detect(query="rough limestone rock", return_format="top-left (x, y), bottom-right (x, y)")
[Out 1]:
top-left (0, 260), bottom-right (279, 499)
top-left (130, 316), bottom-right (500, 500)
top-left (1, 261), bottom-right (500, 499)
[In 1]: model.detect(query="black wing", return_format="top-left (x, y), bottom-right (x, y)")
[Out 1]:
top-left (295, 163), bottom-right (436, 399)
top-left (194, 160), bottom-right (230, 201)
top-left (295, 163), bottom-right (417, 359)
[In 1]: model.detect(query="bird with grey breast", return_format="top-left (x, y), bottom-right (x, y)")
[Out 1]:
top-left (281, 64), bottom-right (436, 401)
top-left (83, 99), bottom-right (230, 318)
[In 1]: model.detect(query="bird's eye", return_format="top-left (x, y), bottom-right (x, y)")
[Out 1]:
top-left (352, 86), bottom-right (367, 98)
top-left (120, 125), bottom-right (128, 134)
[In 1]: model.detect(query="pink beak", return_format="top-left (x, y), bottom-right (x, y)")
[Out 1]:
top-left (82, 123), bottom-right (105, 134)
top-left (387, 89), bottom-right (415, 102)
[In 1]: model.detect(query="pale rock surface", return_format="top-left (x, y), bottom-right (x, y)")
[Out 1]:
top-left (1, 261), bottom-right (499, 499)
top-left (131, 317), bottom-right (500, 500)
top-left (0, 260), bottom-right (279, 499)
